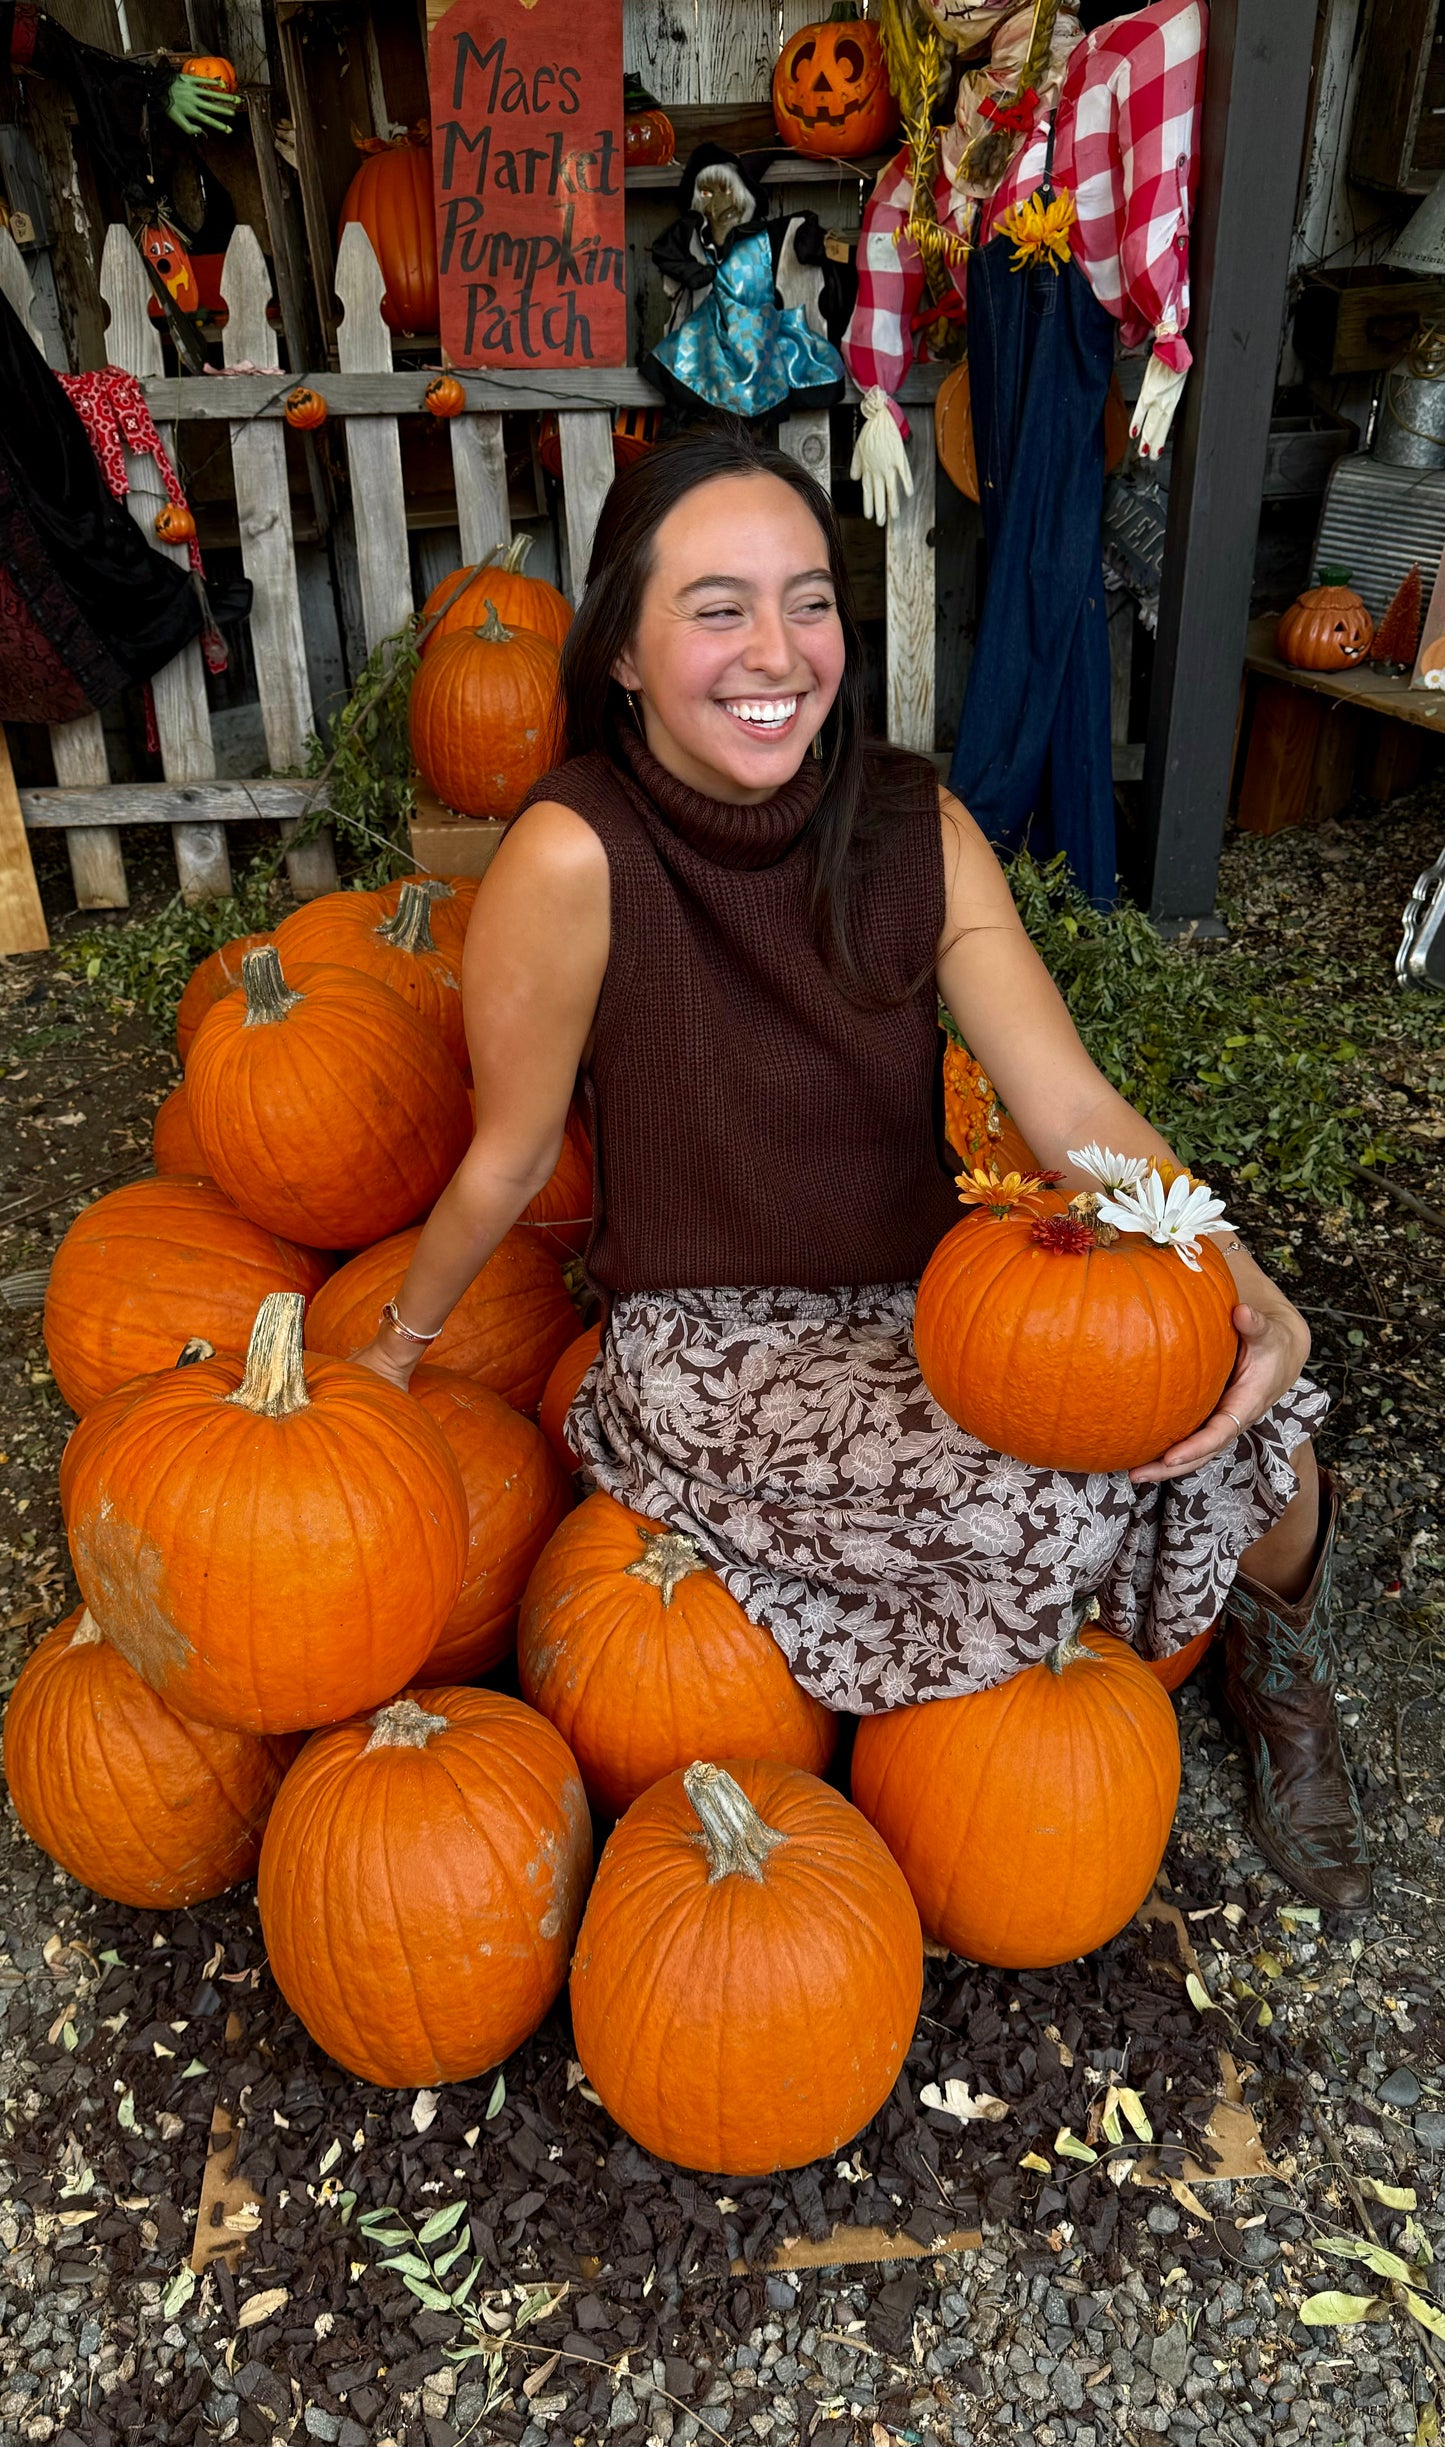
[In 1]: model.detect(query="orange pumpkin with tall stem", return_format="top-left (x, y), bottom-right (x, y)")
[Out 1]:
top-left (420, 535), bottom-right (573, 656)
top-left (273, 882), bottom-right (466, 1072)
top-left (408, 601), bottom-right (560, 818)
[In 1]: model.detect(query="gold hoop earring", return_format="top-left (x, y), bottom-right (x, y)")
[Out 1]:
top-left (812, 729), bottom-right (824, 763)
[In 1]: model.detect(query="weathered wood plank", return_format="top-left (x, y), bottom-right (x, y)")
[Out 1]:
top-left (558, 411), bottom-right (616, 605)
top-left (450, 413), bottom-right (512, 568)
top-left (135, 363), bottom-right (948, 422)
top-left (0, 223), bottom-right (48, 355)
top-left (0, 727), bottom-right (50, 955)
top-left (22, 782), bottom-right (316, 829)
top-left (50, 717), bottom-right (129, 908)
top-left (777, 409), bottom-right (833, 497)
top-left (885, 419), bottom-right (936, 752)
top-left (334, 225), bottom-right (414, 650)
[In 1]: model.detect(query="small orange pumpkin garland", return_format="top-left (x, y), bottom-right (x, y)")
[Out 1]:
top-left (424, 373), bottom-right (466, 417)
top-left (284, 386), bottom-right (328, 431)
top-left (154, 501), bottom-right (196, 545)
top-left (1276, 575), bottom-right (1373, 671)
top-left (408, 599), bottom-right (560, 819)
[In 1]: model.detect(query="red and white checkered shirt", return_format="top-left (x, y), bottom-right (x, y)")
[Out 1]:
top-left (843, 0), bottom-right (1204, 434)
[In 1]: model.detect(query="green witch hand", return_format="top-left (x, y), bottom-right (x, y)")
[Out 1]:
top-left (165, 73), bottom-right (241, 135)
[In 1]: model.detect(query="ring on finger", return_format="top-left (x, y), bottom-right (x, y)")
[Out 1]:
top-left (1223, 1409), bottom-right (1245, 1440)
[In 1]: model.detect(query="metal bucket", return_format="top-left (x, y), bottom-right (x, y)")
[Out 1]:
top-left (1374, 324), bottom-right (1445, 468)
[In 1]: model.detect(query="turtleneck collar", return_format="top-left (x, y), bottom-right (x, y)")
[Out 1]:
top-left (616, 720), bottom-right (823, 870)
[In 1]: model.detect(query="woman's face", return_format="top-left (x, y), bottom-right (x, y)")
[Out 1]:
top-left (613, 471), bottom-right (846, 804)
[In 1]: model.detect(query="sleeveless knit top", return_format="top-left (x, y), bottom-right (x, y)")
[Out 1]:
top-left (523, 729), bottom-right (961, 1295)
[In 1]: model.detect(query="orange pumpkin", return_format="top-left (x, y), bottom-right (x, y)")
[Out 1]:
top-left (3, 1604), bottom-right (292, 1908)
top-left (913, 1196), bottom-right (1238, 1475)
top-left (571, 1760), bottom-right (921, 2174)
top-left (67, 1292), bottom-right (468, 1734)
top-left (43, 1175), bottom-right (330, 1415)
top-left (940, 1036), bottom-right (1037, 1179)
top-left (538, 1322), bottom-right (601, 1471)
top-left (408, 1368), bottom-right (574, 1681)
top-left (409, 601), bottom-right (560, 819)
top-left (535, 408), bottom-right (662, 482)
top-left (772, 6), bottom-right (899, 159)
top-left (337, 133), bottom-right (437, 335)
top-left (518, 1105), bottom-right (592, 1258)
top-left (1276, 582), bottom-right (1373, 671)
top-left (284, 386), bottom-right (328, 431)
top-left (624, 108), bottom-right (675, 166)
top-left (175, 930), bottom-right (272, 1061)
top-left (373, 871), bottom-right (479, 972)
top-left (258, 1686), bottom-right (592, 2085)
top-left (518, 1494), bottom-right (836, 1817)
top-left (305, 1223), bottom-right (577, 1415)
top-left (151, 1081), bottom-right (209, 1177)
top-left (424, 373), bottom-right (467, 417)
top-left (273, 883), bottom-right (466, 1073)
top-left (1146, 1623), bottom-right (1215, 1693)
top-left (182, 55), bottom-right (236, 90)
top-left (851, 1621), bottom-right (1181, 1968)
top-left (420, 534), bottom-right (573, 657)
top-left (185, 948), bottom-right (472, 1251)
top-left (154, 501), bottom-right (196, 545)
top-left (59, 1336), bottom-right (215, 1528)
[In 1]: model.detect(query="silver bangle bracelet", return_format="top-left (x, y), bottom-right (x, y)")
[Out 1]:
top-left (380, 1299), bottom-right (442, 1346)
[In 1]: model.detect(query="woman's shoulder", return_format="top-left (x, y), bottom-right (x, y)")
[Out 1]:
top-left (517, 747), bottom-right (624, 825)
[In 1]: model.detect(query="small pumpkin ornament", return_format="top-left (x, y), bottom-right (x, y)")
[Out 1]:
top-left (772, 5), bottom-right (899, 160)
top-left (518, 1494), bottom-right (836, 1817)
top-left (571, 1760), bottom-right (922, 2175)
top-left (175, 929), bottom-right (272, 1060)
top-left (424, 372), bottom-right (466, 418)
top-left (538, 1321), bottom-right (602, 1471)
top-left (258, 1686), bottom-right (592, 2086)
top-left (421, 535), bottom-right (573, 657)
top-left (284, 385), bottom-right (328, 431)
top-left (913, 1155), bottom-right (1238, 1475)
top-left (1276, 571), bottom-right (1373, 671)
top-left (66, 1292), bottom-right (469, 1734)
top-left (305, 1222), bottom-right (578, 1415)
top-left (185, 947), bottom-right (471, 1250)
top-left (408, 600), bottom-right (561, 819)
top-left (3, 1605), bottom-right (292, 1909)
top-left (273, 882), bottom-right (467, 1072)
top-left (409, 1367), bottom-right (574, 1682)
top-left (851, 1615), bottom-right (1181, 1968)
top-left (154, 501), bottom-right (196, 545)
top-left (43, 1174), bottom-right (329, 1414)
top-left (151, 1081), bottom-right (209, 1177)
top-left (373, 871), bottom-right (478, 971)
top-left (181, 54), bottom-right (236, 90)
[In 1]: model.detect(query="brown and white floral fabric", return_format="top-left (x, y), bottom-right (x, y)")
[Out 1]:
top-left (568, 1282), bottom-right (1328, 1713)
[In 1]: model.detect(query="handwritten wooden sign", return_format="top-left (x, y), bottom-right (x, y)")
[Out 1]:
top-left (427, 0), bottom-right (627, 369)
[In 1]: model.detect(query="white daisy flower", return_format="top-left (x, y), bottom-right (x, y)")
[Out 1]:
top-left (1095, 1170), bottom-right (1232, 1270)
top-left (1067, 1143), bottom-right (1152, 1193)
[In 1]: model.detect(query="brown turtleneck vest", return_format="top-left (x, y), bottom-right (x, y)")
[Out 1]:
top-left (522, 730), bottom-right (961, 1295)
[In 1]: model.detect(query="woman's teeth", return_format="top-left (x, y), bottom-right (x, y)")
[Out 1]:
top-left (722, 697), bottom-right (798, 730)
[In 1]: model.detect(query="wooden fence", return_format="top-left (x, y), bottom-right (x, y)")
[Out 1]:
top-left (1, 214), bottom-right (943, 930)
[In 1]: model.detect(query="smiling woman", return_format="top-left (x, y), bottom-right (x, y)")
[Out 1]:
top-left (347, 429), bottom-right (1368, 1918)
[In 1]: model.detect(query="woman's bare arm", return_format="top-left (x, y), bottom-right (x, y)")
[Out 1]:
top-left (352, 801), bottom-right (610, 1386)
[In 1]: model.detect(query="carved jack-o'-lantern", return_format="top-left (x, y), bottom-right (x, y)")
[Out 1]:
top-left (154, 502), bottom-right (197, 546)
top-left (772, 6), bottom-right (899, 160)
top-left (1276, 578), bottom-right (1374, 672)
top-left (181, 54), bottom-right (236, 91)
top-left (140, 219), bottom-right (200, 315)
top-left (284, 386), bottom-right (329, 432)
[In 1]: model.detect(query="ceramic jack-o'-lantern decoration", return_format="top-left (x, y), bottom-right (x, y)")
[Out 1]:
top-left (284, 386), bottom-right (329, 432)
top-left (772, 5), bottom-right (899, 161)
top-left (1276, 568), bottom-right (1374, 672)
top-left (624, 78), bottom-right (676, 167)
top-left (424, 374), bottom-right (466, 418)
top-left (154, 502), bottom-right (197, 545)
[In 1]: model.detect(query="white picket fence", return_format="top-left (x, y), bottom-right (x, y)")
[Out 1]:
top-left (2, 216), bottom-right (942, 912)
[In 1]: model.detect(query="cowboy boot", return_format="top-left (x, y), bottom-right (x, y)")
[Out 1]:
top-left (1223, 1468), bottom-right (1372, 1913)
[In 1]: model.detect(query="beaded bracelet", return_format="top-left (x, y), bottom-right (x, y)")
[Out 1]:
top-left (380, 1299), bottom-right (441, 1345)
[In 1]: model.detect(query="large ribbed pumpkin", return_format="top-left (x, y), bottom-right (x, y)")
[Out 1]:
top-left (913, 1205), bottom-right (1237, 1474)
top-left (273, 883), bottom-right (466, 1072)
top-left (408, 602), bottom-right (560, 819)
top-left (518, 1105), bottom-right (593, 1258)
top-left (421, 535), bottom-right (573, 656)
top-left (43, 1176), bottom-right (330, 1414)
top-left (409, 1368), bottom-right (574, 1681)
top-left (66, 1293), bottom-right (468, 1734)
top-left (538, 1322), bottom-right (601, 1471)
top-left (3, 1605), bottom-right (293, 1908)
top-left (519, 1495), bottom-right (835, 1816)
top-left (175, 931), bottom-right (271, 1061)
top-left (152, 1082), bottom-right (209, 1176)
top-left (258, 1686), bottom-right (592, 2085)
top-left (337, 133), bottom-right (437, 334)
top-left (375, 873), bottom-right (478, 974)
top-left (186, 948), bottom-right (471, 1251)
top-left (306, 1224), bottom-right (577, 1414)
top-left (571, 1760), bottom-right (921, 2175)
top-left (851, 1621), bottom-right (1181, 1968)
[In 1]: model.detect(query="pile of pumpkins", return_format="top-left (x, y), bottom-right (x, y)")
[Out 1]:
top-left (2, 907), bottom-right (1186, 2182)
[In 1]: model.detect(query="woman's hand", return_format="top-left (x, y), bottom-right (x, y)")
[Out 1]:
top-left (1128, 1288), bottom-right (1311, 1486)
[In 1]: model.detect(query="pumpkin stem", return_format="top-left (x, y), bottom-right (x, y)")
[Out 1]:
top-left (69, 1608), bottom-right (103, 1650)
top-left (495, 533), bottom-right (533, 576)
top-left (625, 1527), bottom-right (708, 1606)
top-left (683, 1762), bottom-right (787, 1884)
top-left (1048, 1595), bottom-right (1103, 1676)
top-left (227, 1292), bottom-right (311, 1420)
top-left (241, 945), bottom-right (302, 1028)
top-left (476, 598), bottom-right (513, 645)
top-left (176, 1336), bottom-right (216, 1367)
top-left (365, 1695), bottom-right (449, 1752)
top-left (376, 880), bottom-right (440, 956)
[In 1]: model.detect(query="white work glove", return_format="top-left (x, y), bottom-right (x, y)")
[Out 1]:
top-left (1129, 351), bottom-right (1188, 460)
top-left (851, 387), bottom-right (914, 527)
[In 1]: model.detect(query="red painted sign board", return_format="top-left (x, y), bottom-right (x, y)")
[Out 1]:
top-left (428, 0), bottom-right (627, 369)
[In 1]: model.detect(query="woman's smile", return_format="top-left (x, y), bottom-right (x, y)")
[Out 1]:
top-left (717, 692), bottom-right (803, 738)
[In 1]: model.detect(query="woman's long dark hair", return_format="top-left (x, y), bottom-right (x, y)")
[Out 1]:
top-left (556, 425), bottom-right (933, 999)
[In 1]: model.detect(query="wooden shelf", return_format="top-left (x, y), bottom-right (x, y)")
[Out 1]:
top-left (625, 156), bottom-right (883, 189)
top-left (1244, 614), bottom-right (1445, 734)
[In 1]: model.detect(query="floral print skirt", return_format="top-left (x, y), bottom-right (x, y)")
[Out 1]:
top-left (567, 1282), bottom-right (1328, 1714)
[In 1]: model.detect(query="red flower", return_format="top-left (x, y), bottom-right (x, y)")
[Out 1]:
top-left (1031, 1214), bottom-right (1097, 1255)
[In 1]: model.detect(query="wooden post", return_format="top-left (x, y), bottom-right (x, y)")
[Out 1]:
top-left (450, 413), bottom-right (512, 568)
top-left (885, 419), bottom-right (936, 752)
top-left (0, 725), bottom-right (50, 955)
top-left (1141, 0), bottom-right (1321, 926)
top-left (557, 412), bottom-right (616, 605)
top-left (778, 410), bottom-right (832, 498)
top-left (334, 225), bottom-right (415, 650)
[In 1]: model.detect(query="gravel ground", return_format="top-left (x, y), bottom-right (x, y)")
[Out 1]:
top-left (1, 798), bottom-right (1443, 2447)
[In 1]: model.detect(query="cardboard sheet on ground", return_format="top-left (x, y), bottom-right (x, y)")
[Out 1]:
top-left (190, 2103), bottom-right (263, 2274)
top-left (1135, 1889), bottom-right (1278, 2211)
